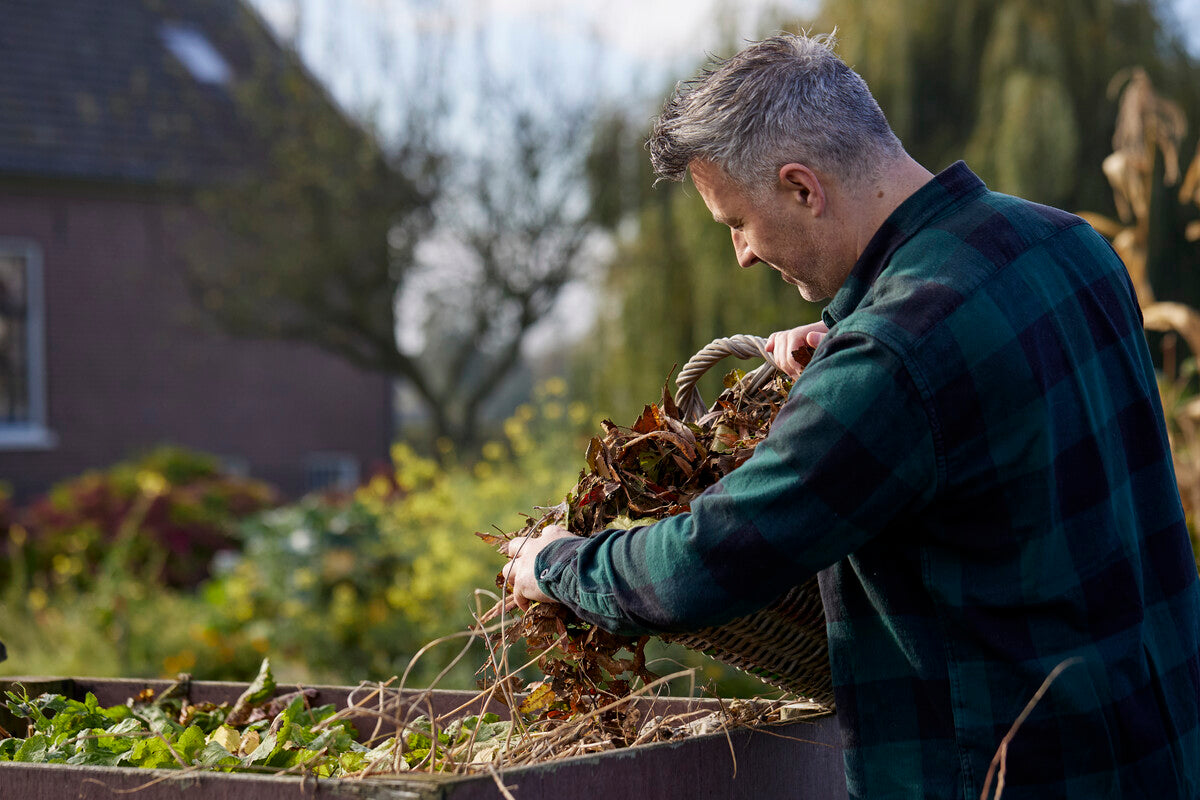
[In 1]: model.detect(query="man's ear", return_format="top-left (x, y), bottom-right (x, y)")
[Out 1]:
top-left (779, 163), bottom-right (826, 216)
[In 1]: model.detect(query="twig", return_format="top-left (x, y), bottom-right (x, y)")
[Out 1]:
top-left (487, 763), bottom-right (519, 800)
top-left (980, 657), bottom-right (1084, 800)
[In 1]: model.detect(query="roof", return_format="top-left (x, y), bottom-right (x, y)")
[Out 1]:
top-left (0, 0), bottom-right (282, 186)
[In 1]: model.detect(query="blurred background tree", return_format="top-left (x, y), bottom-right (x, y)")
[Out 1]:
top-left (189, 23), bottom-right (613, 453)
top-left (805, 0), bottom-right (1200, 210)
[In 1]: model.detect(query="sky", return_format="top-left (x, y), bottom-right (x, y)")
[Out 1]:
top-left (247, 0), bottom-right (822, 124)
top-left (247, 0), bottom-right (1200, 144)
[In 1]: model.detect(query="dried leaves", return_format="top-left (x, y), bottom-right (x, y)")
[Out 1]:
top-left (478, 367), bottom-right (796, 733)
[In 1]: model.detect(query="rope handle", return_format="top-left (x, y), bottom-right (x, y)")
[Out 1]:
top-left (673, 334), bottom-right (784, 422)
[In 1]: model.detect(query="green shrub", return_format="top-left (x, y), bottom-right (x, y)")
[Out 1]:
top-left (198, 399), bottom-right (585, 687)
top-left (0, 390), bottom-right (790, 697)
top-left (5, 446), bottom-right (278, 590)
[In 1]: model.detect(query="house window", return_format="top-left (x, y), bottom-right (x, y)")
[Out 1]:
top-left (305, 453), bottom-right (360, 493)
top-left (159, 23), bottom-right (233, 86)
top-left (0, 239), bottom-right (54, 449)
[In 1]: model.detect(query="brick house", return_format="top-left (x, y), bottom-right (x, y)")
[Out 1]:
top-left (0, 0), bottom-right (393, 499)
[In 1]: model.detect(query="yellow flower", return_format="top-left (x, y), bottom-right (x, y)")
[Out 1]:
top-left (541, 376), bottom-right (567, 396)
top-left (293, 567), bottom-right (317, 590)
top-left (27, 587), bottom-right (48, 611)
top-left (385, 583), bottom-right (408, 610)
top-left (52, 554), bottom-right (82, 577)
top-left (136, 470), bottom-right (169, 497)
top-left (163, 649), bottom-right (197, 675)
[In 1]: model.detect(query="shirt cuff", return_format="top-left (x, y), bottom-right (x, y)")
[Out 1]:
top-left (532, 532), bottom-right (647, 634)
top-left (533, 535), bottom-right (584, 600)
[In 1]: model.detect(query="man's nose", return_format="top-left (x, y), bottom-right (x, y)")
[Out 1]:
top-left (732, 230), bottom-right (760, 269)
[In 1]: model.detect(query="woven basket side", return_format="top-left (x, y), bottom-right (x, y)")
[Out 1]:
top-left (668, 335), bottom-right (834, 707)
top-left (663, 578), bottom-right (834, 705)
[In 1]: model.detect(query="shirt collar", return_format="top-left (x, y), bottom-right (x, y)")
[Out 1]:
top-left (822, 161), bottom-right (986, 327)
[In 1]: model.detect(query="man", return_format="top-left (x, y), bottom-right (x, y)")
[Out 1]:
top-left (503, 33), bottom-right (1200, 799)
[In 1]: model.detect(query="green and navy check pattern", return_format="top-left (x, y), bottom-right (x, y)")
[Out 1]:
top-left (536, 162), bottom-right (1200, 799)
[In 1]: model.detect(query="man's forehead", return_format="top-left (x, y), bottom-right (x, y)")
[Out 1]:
top-left (688, 160), bottom-right (733, 204)
top-left (689, 160), bottom-right (750, 224)
top-left (687, 159), bottom-right (726, 186)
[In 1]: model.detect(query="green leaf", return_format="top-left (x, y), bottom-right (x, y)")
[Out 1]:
top-left (5, 690), bottom-right (50, 733)
top-left (133, 703), bottom-right (182, 736)
top-left (241, 731), bottom-right (279, 765)
top-left (307, 727), bottom-right (353, 754)
top-left (337, 750), bottom-right (370, 773)
top-left (175, 725), bottom-right (208, 764)
top-left (265, 745), bottom-right (309, 769)
top-left (608, 515), bottom-right (658, 530)
top-left (128, 736), bottom-right (180, 770)
top-left (197, 740), bottom-right (240, 768)
top-left (470, 717), bottom-right (511, 744)
top-left (99, 703), bottom-right (134, 726)
top-left (96, 717), bottom-right (144, 754)
top-left (0, 737), bottom-right (21, 761)
top-left (404, 746), bottom-right (431, 766)
top-left (65, 733), bottom-right (126, 768)
top-left (13, 734), bottom-right (50, 763)
top-left (299, 703), bottom-right (339, 727)
top-left (242, 658), bottom-right (276, 705)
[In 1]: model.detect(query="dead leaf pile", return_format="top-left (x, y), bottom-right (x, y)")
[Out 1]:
top-left (477, 363), bottom-right (800, 735)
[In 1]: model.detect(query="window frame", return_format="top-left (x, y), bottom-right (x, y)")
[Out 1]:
top-left (304, 452), bottom-right (360, 493)
top-left (0, 237), bottom-right (56, 450)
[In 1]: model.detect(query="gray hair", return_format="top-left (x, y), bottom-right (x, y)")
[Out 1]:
top-left (648, 33), bottom-right (904, 190)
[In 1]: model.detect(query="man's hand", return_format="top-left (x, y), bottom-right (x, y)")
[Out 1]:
top-left (765, 321), bottom-right (829, 378)
top-left (501, 525), bottom-right (579, 611)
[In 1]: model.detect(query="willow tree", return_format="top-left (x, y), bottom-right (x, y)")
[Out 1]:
top-left (808, 0), bottom-right (1200, 210)
top-left (581, 0), bottom-right (1200, 418)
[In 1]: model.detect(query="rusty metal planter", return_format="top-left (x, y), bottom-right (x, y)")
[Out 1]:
top-left (0, 676), bottom-right (846, 799)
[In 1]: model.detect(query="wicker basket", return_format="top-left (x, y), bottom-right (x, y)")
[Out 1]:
top-left (663, 335), bottom-right (834, 707)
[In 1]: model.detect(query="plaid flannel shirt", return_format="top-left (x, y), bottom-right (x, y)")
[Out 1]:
top-left (535, 162), bottom-right (1200, 799)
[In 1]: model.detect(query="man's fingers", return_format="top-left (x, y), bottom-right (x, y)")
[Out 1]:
top-left (767, 322), bottom-right (829, 377)
top-left (502, 536), bottom-right (528, 558)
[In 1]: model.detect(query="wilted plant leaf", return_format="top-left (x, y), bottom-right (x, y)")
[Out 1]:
top-left (518, 683), bottom-right (556, 715)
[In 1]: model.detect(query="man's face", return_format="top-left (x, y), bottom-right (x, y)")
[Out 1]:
top-left (690, 160), bottom-right (842, 302)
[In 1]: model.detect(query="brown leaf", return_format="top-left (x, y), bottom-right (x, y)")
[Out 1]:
top-left (791, 345), bottom-right (815, 370)
top-left (632, 405), bottom-right (663, 434)
top-left (670, 453), bottom-right (695, 480)
top-left (660, 378), bottom-right (681, 420)
top-left (586, 436), bottom-right (617, 482)
top-left (617, 429), bottom-right (697, 462)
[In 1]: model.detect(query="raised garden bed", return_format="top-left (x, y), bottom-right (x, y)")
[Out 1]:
top-left (0, 675), bottom-right (846, 799)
